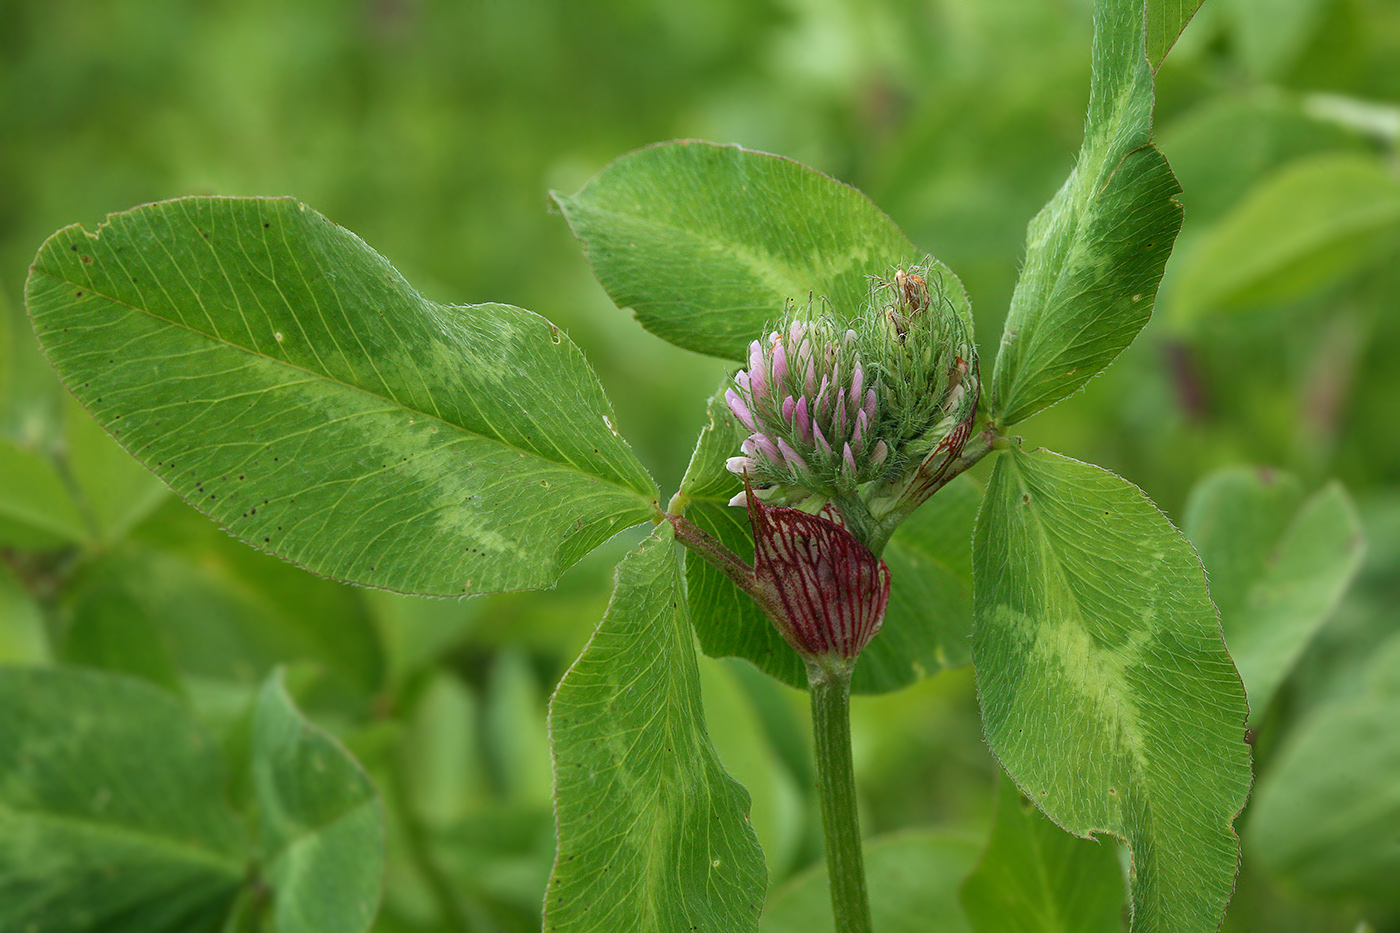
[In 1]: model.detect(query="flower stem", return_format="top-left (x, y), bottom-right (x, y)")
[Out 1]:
top-left (807, 659), bottom-right (873, 933)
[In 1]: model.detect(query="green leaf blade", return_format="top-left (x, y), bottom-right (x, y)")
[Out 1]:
top-left (973, 447), bottom-right (1250, 933)
top-left (251, 672), bottom-right (384, 933)
top-left (26, 197), bottom-right (656, 596)
top-left (1248, 688), bottom-right (1400, 903)
top-left (557, 141), bottom-right (972, 361)
top-left (0, 438), bottom-right (90, 548)
top-left (1184, 468), bottom-right (1365, 717)
top-left (960, 775), bottom-right (1125, 933)
top-left (992, 0), bottom-right (1183, 427)
top-left (1170, 153), bottom-right (1400, 323)
top-left (545, 524), bottom-right (767, 932)
top-left (0, 668), bottom-right (245, 933)
top-left (1145, 0), bottom-right (1206, 69)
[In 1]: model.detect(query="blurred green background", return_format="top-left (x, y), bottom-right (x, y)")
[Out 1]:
top-left (3, 0), bottom-right (1399, 930)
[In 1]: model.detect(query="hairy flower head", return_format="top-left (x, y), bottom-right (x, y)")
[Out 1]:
top-left (724, 307), bottom-right (890, 504)
top-left (725, 265), bottom-right (981, 526)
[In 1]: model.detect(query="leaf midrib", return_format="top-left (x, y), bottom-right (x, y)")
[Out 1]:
top-left (0, 802), bottom-right (245, 876)
top-left (563, 195), bottom-right (903, 317)
top-left (1007, 453), bottom-right (1153, 786)
top-left (264, 793), bottom-right (375, 872)
top-left (33, 264), bottom-right (653, 505)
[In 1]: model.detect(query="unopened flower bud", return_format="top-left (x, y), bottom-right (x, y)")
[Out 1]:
top-left (859, 264), bottom-right (981, 517)
top-left (745, 491), bottom-right (891, 661)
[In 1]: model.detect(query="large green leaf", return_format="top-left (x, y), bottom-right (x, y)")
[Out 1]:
top-left (249, 672), bottom-right (384, 933)
top-left (1247, 639), bottom-right (1400, 905)
top-left (0, 667), bottom-right (245, 932)
top-left (697, 655), bottom-right (806, 880)
top-left (960, 774), bottom-right (1125, 933)
top-left (0, 561), bottom-right (50, 664)
top-left (0, 667), bottom-right (387, 933)
top-left (61, 497), bottom-right (384, 710)
top-left (1169, 153), bottom-right (1400, 323)
top-left (1183, 468), bottom-right (1364, 718)
top-left (545, 525), bottom-right (767, 931)
top-left (1227, 0), bottom-right (1327, 78)
top-left (1145, 0), bottom-right (1206, 69)
top-left (63, 394), bottom-right (168, 542)
top-left (0, 438), bottom-right (89, 549)
top-left (760, 830), bottom-right (981, 933)
top-left (991, 0), bottom-right (1182, 427)
top-left (25, 197), bottom-right (656, 595)
top-left (973, 447), bottom-right (1250, 933)
top-left (675, 389), bottom-right (979, 694)
top-left (556, 141), bottom-right (972, 362)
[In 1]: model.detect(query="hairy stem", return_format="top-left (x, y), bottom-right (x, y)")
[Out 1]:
top-left (807, 659), bottom-right (873, 933)
top-left (665, 511), bottom-right (753, 590)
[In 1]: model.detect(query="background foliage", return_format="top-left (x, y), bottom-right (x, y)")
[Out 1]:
top-left (2, 0), bottom-right (1399, 930)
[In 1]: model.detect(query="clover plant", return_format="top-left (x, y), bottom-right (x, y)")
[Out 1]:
top-left (13, 0), bottom-right (1304, 930)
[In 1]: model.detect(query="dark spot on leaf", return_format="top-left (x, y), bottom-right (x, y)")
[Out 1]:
top-left (81, 255), bottom-right (92, 264)
top-left (75, 290), bottom-right (83, 297)
top-left (264, 537), bottom-right (270, 543)
top-left (1022, 493), bottom-right (1031, 504)
top-left (250, 508), bottom-right (257, 515)
top-left (70, 244), bottom-right (78, 252)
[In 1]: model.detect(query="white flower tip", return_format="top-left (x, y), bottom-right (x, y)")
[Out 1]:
top-left (726, 456), bottom-right (757, 475)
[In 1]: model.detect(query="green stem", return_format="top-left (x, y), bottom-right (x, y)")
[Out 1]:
top-left (807, 659), bottom-right (873, 933)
